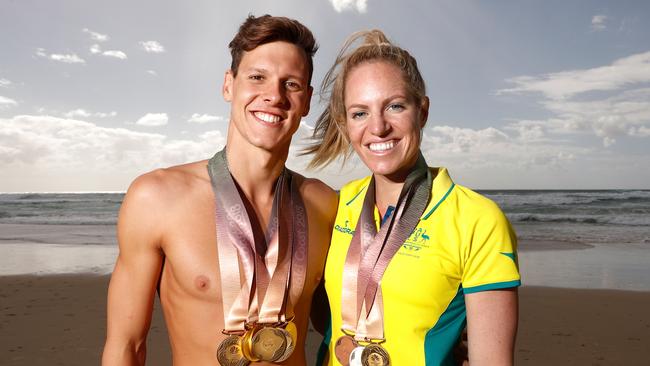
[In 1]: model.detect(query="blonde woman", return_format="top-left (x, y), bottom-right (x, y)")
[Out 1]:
top-left (306, 30), bottom-right (520, 366)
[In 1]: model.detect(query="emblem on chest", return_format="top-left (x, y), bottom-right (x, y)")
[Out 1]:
top-left (399, 227), bottom-right (431, 257)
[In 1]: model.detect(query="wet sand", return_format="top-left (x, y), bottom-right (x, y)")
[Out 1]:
top-left (1, 275), bottom-right (649, 365)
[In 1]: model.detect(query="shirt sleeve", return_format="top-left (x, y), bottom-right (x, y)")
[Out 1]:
top-left (461, 201), bottom-right (521, 294)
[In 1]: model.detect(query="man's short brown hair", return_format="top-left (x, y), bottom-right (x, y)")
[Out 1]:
top-left (228, 14), bottom-right (318, 83)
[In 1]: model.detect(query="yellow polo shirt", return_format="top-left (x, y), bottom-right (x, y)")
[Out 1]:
top-left (318, 168), bottom-right (520, 365)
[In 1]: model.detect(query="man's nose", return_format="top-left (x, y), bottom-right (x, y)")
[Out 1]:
top-left (262, 80), bottom-right (287, 106)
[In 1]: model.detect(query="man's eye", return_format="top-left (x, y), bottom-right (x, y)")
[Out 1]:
top-left (285, 81), bottom-right (302, 90)
top-left (249, 74), bottom-right (263, 81)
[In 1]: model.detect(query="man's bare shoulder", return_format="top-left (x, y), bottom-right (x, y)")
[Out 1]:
top-left (125, 160), bottom-right (211, 204)
top-left (292, 173), bottom-right (338, 221)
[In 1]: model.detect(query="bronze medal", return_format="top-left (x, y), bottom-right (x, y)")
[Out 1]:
top-left (251, 326), bottom-right (287, 362)
top-left (216, 335), bottom-right (250, 366)
top-left (275, 321), bottom-right (297, 362)
top-left (361, 344), bottom-right (390, 366)
top-left (334, 334), bottom-right (358, 366)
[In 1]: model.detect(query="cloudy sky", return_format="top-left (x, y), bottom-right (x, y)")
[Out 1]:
top-left (1, 0), bottom-right (649, 191)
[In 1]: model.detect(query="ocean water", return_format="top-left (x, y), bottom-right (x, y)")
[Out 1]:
top-left (1, 190), bottom-right (648, 244)
top-left (1, 190), bottom-right (649, 289)
top-left (0, 192), bottom-right (123, 226)
top-left (481, 190), bottom-right (650, 245)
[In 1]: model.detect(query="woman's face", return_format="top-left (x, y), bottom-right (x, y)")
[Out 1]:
top-left (344, 61), bottom-right (428, 181)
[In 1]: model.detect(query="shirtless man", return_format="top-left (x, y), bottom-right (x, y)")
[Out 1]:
top-left (102, 15), bottom-right (337, 366)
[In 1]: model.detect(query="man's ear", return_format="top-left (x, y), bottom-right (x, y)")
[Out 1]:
top-left (419, 96), bottom-right (430, 128)
top-left (302, 85), bottom-right (313, 117)
top-left (222, 70), bottom-right (234, 102)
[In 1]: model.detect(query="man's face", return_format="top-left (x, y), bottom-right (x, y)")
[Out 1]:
top-left (223, 41), bottom-right (312, 153)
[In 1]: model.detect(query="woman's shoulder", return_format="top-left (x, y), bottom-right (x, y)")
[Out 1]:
top-left (449, 183), bottom-right (509, 224)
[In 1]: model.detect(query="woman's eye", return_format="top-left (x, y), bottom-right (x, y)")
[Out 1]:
top-left (388, 104), bottom-right (405, 112)
top-left (351, 111), bottom-right (367, 120)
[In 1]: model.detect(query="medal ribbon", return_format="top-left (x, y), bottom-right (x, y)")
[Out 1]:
top-left (207, 149), bottom-right (308, 332)
top-left (341, 153), bottom-right (432, 340)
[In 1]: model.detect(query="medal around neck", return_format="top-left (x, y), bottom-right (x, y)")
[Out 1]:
top-left (349, 346), bottom-right (365, 366)
top-left (361, 344), bottom-right (390, 366)
top-left (208, 149), bottom-right (309, 366)
top-left (339, 154), bottom-right (431, 366)
top-left (334, 334), bottom-right (358, 366)
top-left (275, 320), bottom-right (298, 362)
top-left (216, 334), bottom-right (250, 366)
top-left (251, 326), bottom-right (287, 361)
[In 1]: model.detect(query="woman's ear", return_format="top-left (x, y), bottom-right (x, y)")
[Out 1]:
top-left (419, 96), bottom-right (430, 129)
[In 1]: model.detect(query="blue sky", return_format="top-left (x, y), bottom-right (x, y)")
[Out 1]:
top-left (1, 0), bottom-right (649, 191)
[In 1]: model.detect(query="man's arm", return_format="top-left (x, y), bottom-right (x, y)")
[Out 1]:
top-left (465, 288), bottom-right (518, 366)
top-left (102, 174), bottom-right (166, 366)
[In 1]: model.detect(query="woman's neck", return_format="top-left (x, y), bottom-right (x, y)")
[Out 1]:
top-left (373, 174), bottom-right (406, 218)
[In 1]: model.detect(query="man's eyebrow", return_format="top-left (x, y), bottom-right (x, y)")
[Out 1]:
top-left (243, 67), bottom-right (268, 74)
top-left (241, 67), bottom-right (307, 82)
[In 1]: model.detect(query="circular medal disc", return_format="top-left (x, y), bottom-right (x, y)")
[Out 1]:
top-left (334, 335), bottom-right (357, 366)
top-left (216, 335), bottom-right (250, 366)
top-left (349, 346), bottom-right (365, 366)
top-left (361, 344), bottom-right (390, 366)
top-left (240, 327), bottom-right (260, 362)
top-left (275, 321), bottom-right (298, 362)
top-left (251, 326), bottom-right (287, 362)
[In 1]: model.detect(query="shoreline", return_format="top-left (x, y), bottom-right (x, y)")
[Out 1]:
top-left (1, 274), bottom-right (649, 365)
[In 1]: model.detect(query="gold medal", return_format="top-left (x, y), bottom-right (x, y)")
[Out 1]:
top-left (251, 326), bottom-right (287, 362)
top-left (216, 335), bottom-right (250, 366)
top-left (361, 344), bottom-right (390, 366)
top-left (275, 321), bottom-right (297, 362)
top-left (240, 326), bottom-right (260, 362)
top-left (334, 334), bottom-right (357, 365)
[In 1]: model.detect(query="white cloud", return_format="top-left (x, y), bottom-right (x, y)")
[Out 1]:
top-left (64, 109), bottom-right (117, 119)
top-left (140, 41), bottom-right (165, 53)
top-left (136, 113), bottom-right (168, 126)
top-left (188, 113), bottom-right (225, 124)
top-left (329, 0), bottom-right (367, 13)
top-left (417, 124), bottom-right (598, 187)
top-left (591, 15), bottom-right (607, 31)
top-left (0, 96), bottom-right (18, 109)
top-left (102, 50), bottom-right (128, 60)
top-left (36, 48), bottom-right (86, 64)
top-left (497, 51), bottom-right (650, 100)
top-left (0, 115), bottom-right (225, 191)
top-left (47, 53), bottom-right (86, 64)
top-left (0, 78), bottom-right (11, 88)
top-left (497, 50), bottom-right (650, 146)
top-left (146, 70), bottom-right (158, 76)
top-left (83, 28), bottom-right (109, 42)
top-left (88, 44), bottom-right (128, 60)
top-left (65, 109), bottom-right (90, 118)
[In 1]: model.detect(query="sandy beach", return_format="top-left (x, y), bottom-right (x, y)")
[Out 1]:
top-left (1, 274), bottom-right (649, 365)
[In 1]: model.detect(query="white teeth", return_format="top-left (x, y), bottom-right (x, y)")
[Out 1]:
top-left (253, 112), bottom-right (281, 123)
top-left (368, 141), bottom-right (395, 152)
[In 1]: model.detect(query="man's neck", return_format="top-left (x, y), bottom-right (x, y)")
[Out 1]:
top-left (225, 141), bottom-right (289, 203)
